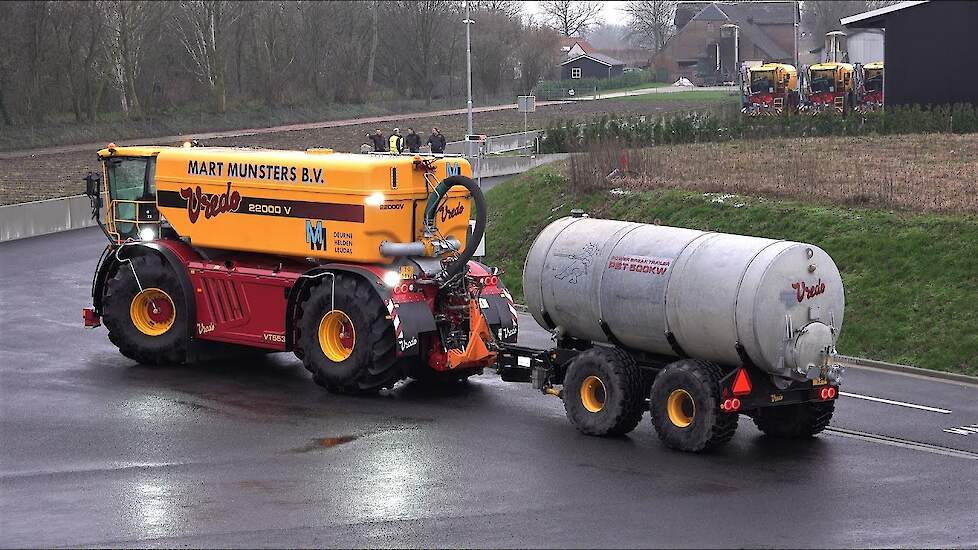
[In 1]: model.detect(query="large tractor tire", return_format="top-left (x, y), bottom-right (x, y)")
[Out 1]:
top-left (650, 359), bottom-right (738, 452)
top-left (752, 400), bottom-right (835, 439)
top-left (562, 347), bottom-right (646, 437)
top-left (294, 274), bottom-right (401, 394)
top-left (102, 253), bottom-right (189, 365)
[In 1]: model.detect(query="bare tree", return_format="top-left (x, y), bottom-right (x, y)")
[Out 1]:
top-left (624, 0), bottom-right (676, 54)
top-left (101, 1), bottom-right (166, 118)
top-left (473, 5), bottom-right (522, 96)
top-left (538, 1), bottom-right (604, 37)
top-left (472, 0), bottom-right (523, 18)
top-left (804, 1), bottom-right (898, 41)
top-left (517, 24), bottom-right (561, 92)
top-left (173, 0), bottom-right (243, 113)
top-left (386, 1), bottom-right (456, 105)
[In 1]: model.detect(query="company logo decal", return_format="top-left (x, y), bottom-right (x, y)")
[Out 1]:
top-left (180, 182), bottom-right (241, 223)
top-left (438, 202), bottom-right (465, 222)
top-left (306, 220), bottom-right (326, 251)
top-left (197, 322), bottom-right (215, 334)
top-left (792, 279), bottom-right (826, 303)
top-left (398, 336), bottom-right (418, 351)
top-left (607, 255), bottom-right (671, 276)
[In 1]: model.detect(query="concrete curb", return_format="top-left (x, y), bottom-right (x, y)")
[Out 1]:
top-left (510, 306), bottom-right (976, 385)
top-left (837, 354), bottom-right (978, 385)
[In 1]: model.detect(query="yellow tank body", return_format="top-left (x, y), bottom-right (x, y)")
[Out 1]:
top-left (98, 146), bottom-right (474, 264)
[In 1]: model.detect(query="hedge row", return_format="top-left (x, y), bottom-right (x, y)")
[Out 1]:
top-left (539, 102), bottom-right (978, 152)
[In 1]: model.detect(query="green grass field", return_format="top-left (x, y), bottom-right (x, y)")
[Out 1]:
top-left (617, 90), bottom-right (739, 103)
top-left (484, 165), bottom-right (978, 376)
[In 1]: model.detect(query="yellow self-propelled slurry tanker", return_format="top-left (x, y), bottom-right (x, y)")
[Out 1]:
top-left (83, 144), bottom-right (518, 393)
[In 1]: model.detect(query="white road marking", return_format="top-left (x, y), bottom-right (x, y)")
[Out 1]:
top-left (943, 424), bottom-right (978, 435)
top-left (826, 427), bottom-right (978, 460)
top-left (838, 391), bottom-right (952, 414)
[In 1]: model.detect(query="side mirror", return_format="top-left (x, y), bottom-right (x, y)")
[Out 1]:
top-left (84, 172), bottom-right (100, 198)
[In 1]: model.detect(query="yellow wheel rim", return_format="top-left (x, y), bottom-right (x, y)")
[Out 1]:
top-left (667, 388), bottom-right (695, 428)
top-left (129, 288), bottom-right (176, 336)
top-left (580, 375), bottom-right (607, 413)
top-left (318, 310), bottom-right (356, 362)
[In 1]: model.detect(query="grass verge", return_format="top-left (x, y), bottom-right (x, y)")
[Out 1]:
top-left (484, 164), bottom-right (978, 376)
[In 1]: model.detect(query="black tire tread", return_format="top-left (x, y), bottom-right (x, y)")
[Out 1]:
top-left (102, 253), bottom-right (188, 365)
top-left (293, 274), bottom-right (401, 394)
top-left (650, 359), bottom-right (738, 452)
top-left (564, 346), bottom-right (646, 437)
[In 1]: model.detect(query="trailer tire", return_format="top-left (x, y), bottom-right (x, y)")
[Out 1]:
top-left (752, 400), bottom-right (835, 439)
top-left (294, 274), bottom-right (401, 394)
top-left (102, 254), bottom-right (188, 365)
top-left (562, 347), bottom-right (645, 437)
top-left (650, 360), bottom-right (738, 452)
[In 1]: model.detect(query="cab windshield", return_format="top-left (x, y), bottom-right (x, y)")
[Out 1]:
top-left (809, 70), bottom-right (836, 94)
top-left (864, 69), bottom-right (883, 92)
top-left (104, 156), bottom-right (156, 239)
top-left (750, 71), bottom-right (775, 93)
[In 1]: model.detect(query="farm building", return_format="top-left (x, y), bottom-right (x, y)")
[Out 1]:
top-left (842, 1), bottom-right (978, 107)
top-left (653, 1), bottom-right (800, 85)
top-left (560, 53), bottom-right (626, 80)
top-left (808, 29), bottom-right (884, 65)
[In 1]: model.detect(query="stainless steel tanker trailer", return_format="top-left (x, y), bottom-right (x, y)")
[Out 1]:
top-left (497, 213), bottom-right (845, 452)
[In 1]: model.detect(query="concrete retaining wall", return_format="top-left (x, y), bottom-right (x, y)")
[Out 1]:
top-left (0, 195), bottom-right (96, 242)
top-left (472, 153), bottom-right (569, 178)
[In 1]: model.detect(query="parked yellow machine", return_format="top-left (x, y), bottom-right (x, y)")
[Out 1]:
top-left (804, 62), bottom-right (856, 114)
top-left (742, 63), bottom-right (799, 116)
top-left (856, 61), bottom-right (884, 112)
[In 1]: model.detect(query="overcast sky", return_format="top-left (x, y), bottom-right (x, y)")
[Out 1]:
top-left (522, 1), bottom-right (630, 27)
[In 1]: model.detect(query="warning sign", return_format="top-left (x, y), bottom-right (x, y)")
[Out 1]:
top-left (607, 255), bottom-right (671, 275)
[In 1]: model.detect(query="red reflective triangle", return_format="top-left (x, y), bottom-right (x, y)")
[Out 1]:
top-left (732, 368), bottom-right (752, 396)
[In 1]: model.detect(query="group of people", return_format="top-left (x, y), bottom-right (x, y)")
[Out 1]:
top-left (363, 127), bottom-right (447, 155)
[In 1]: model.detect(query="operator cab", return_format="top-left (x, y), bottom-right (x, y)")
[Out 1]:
top-left (90, 145), bottom-right (163, 242)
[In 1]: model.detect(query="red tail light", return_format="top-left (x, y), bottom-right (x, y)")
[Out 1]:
top-left (819, 387), bottom-right (838, 400)
top-left (721, 398), bottom-right (741, 412)
top-left (828, 387), bottom-right (837, 398)
top-left (731, 368), bottom-right (752, 396)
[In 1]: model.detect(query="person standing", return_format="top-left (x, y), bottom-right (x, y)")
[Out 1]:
top-left (367, 128), bottom-right (385, 152)
top-left (388, 127), bottom-right (404, 154)
top-left (427, 127), bottom-right (446, 154)
top-left (405, 127), bottom-right (422, 153)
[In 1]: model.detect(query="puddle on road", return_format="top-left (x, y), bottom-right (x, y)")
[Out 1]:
top-left (290, 435), bottom-right (359, 453)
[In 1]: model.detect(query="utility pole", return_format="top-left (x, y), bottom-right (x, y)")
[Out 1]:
top-left (794, 0), bottom-right (799, 68)
top-left (463, 1), bottom-right (474, 138)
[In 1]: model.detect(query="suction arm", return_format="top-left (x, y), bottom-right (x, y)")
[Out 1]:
top-left (423, 175), bottom-right (487, 280)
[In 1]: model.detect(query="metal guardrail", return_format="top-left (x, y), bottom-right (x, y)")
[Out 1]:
top-left (446, 131), bottom-right (541, 155)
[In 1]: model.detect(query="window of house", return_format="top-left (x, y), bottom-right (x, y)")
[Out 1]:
top-left (571, 67), bottom-right (582, 79)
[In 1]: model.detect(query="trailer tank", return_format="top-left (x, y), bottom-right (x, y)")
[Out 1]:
top-left (523, 217), bottom-right (845, 384)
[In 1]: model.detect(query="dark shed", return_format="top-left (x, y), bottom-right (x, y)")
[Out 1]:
top-left (560, 53), bottom-right (626, 81)
top-left (842, 1), bottom-right (978, 107)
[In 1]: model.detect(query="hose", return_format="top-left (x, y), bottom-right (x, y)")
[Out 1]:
top-left (423, 175), bottom-right (487, 280)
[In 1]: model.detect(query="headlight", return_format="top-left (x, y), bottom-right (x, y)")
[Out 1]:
top-left (365, 192), bottom-right (385, 206)
top-left (139, 227), bottom-right (156, 241)
top-left (382, 270), bottom-right (401, 287)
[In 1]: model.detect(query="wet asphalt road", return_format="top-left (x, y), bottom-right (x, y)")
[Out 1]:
top-left (2, 228), bottom-right (977, 548)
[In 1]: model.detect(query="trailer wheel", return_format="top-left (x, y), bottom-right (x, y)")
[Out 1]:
top-left (752, 401), bottom-right (835, 438)
top-left (102, 254), bottom-right (188, 365)
top-left (294, 274), bottom-right (401, 394)
top-left (650, 360), bottom-right (738, 452)
top-left (562, 347), bottom-right (645, 436)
